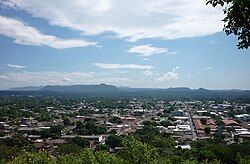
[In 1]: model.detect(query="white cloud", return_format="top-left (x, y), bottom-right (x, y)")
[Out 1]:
top-left (93, 63), bottom-right (153, 70)
top-left (63, 77), bottom-right (72, 82)
top-left (168, 51), bottom-right (179, 55)
top-left (209, 40), bottom-right (221, 44)
top-left (7, 64), bottom-right (27, 69)
top-left (6, 0), bottom-right (224, 41)
top-left (0, 1), bottom-right (16, 9)
top-left (204, 67), bottom-right (212, 71)
top-left (156, 66), bottom-right (180, 81)
top-left (0, 75), bottom-right (8, 80)
top-left (128, 44), bottom-right (167, 57)
top-left (143, 70), bottom-right (153, 76)
top-left (0, 15), bottom-right (97, 49)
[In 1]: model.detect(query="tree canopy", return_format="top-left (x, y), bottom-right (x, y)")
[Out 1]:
top-left (206, 0), bottom-right (250, 49)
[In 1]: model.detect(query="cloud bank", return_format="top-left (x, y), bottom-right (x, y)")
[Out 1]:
top-left (93, 63), bottom-right (154, 70)
top-left (0, 15), bottom-right (97, 49)
top-left (5, 0), bottom-right (224, 41)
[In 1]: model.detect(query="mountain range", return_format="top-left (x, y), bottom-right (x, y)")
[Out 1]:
top-left (7, 84), bottom-right (210, 92)
top-left (7, 84), bottom-right (247, 93)
top-left (2, 84), bottom-right (249, 101)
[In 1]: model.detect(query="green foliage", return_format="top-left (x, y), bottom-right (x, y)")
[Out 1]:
top-left (95, 151), bottom-right (125, 164)
top-left (11, 151), bottom-right (56, 164)
top-left (105, 134), bottom-right (123, 149)
top-left (200, 118), bottom-right (207, 125)
top-left (0, 142), bottom-right (21, 161)
top-left (109, 129), bottom-right (117, 134)
top-left (120, 136), bottom-right (158, 164)
top-left (95, 144), bottom-right (109, 151)
top-left (109, 116), bottom-right (123, 124)
top-left (55, 143), bottom-right (82, 155)
top-left (40, 125), bottom-right (64, 138)
top-left (62, 116), bottom-right (71, 126)
top-left (0, 129), bottom-right (5, 137)
top-left (134, 125), bottom-right (175, 156)
top-left (3, 136), bottom-right (250, 164)
top-left (75, 121), bottom-right (107, 135)
top-left (204, 127), bottom-right (211, 134)
top-left (62, 149), bottom-right (97, 164)
top-left (206, 0), bottom-right (250, 49)
top-left (70, 137), bottom-right (90, 148)
top-left (160, 120), bottom-right (172, 127)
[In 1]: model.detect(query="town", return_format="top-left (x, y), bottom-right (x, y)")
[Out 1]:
top-left (1, 97), bottom-right (249, 158)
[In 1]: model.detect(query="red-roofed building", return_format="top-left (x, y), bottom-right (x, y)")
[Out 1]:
top-left (221, 119), bottom-right (240, 126)
top-left (193, 119), bottom-right (203, 130)
top-left (206, 119), bottom-right (217, 131)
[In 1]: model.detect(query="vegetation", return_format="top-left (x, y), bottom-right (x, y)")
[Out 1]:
top-left (204, 127), bottom-right (211, 134)
top-left (74, 120), bottom-right (107, 135)
top-left (0, 97), bottom-right (249, 163)
top-left (108, 116), bottom-right (123, 124)
top-left (206, 0), bottom-right (250, 49)
top-left (0, 124), bottom-right (249, 163)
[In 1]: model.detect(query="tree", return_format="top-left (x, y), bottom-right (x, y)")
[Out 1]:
top-left (109, 116), bottom-right (123, 124)
top-left (57, 149), bottom-right (97, 164)
top-left (71, 137), bottom-right (90, 148)
top-left (120, 136), bottom-right (159, 164)
top-left (95, 151), bottom-right (125, 164)
top-left (246, 106), bottom-right (250, 113)
top-left (62, 116), bottom-right (71, 126)
top-left (94, 125), bottom-right (107, 135)
top-left (0, 129), bottom-right (5, 137)
top-left (160, 120), bottom-right (172, 127)
top-left (95, 144), bottom-right (109, 151)
top-left (11, 151), bottom-right (56, 164)
top-left (206, 0), bottom-right (250, 49)
top-left (109, 129), bottom-right (117, 134)
top-left (55, 143), bottom-right (82, 155)
top-left (40, 129), bottom-right (51, 138)
top-left (204, 127), bottom-right (211, 134)
top-left (105, 134), bottom-right (123, 149)
top-left (200, 118), bottom-right (207, 125)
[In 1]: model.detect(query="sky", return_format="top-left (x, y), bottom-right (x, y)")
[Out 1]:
top-left (0, 0), bottom-right (249, 90)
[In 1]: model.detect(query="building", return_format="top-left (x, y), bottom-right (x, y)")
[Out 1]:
top-left (221, 119), bottom-right (241, 129)
top-left (235, 114), bottom-right (250, 122)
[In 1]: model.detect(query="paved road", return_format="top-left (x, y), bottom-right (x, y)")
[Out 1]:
top-left (186, 106), bottom-right (197, 140)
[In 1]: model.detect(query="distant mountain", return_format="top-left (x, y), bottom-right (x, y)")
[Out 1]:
top-left (166, 87), bottom-right (192, 92)
top-left (40, 84), bottom-right (118, 93)
top-left (195, 88), bottom-right (210, 92)
top-left (2, 84), bottom-right (250, 101)
top-left (7, 85), bottom-right (248, 93)
top-left (8, 86), bottom-right (43, 91)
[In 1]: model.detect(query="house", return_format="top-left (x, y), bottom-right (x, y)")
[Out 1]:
top-left (206, 119), bottom-right (217, 131)
top-left (173, 116), bottom-right (189, 121)
top-left (193, 119), bottom-right (203, 130)
top-left (196, 110), bottom-right (207, 116)
top-left (173, 125), bottom-right (192, 135)
top-left (221, 119), bottom-right (240, 127)
top-left (171, 110), bottom-right (184, 116)
top-left (235, 114), bottom-right (250, 122)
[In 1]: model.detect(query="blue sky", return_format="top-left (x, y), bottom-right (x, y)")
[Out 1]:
top-left (0, 0), bottom-right (249, 90)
